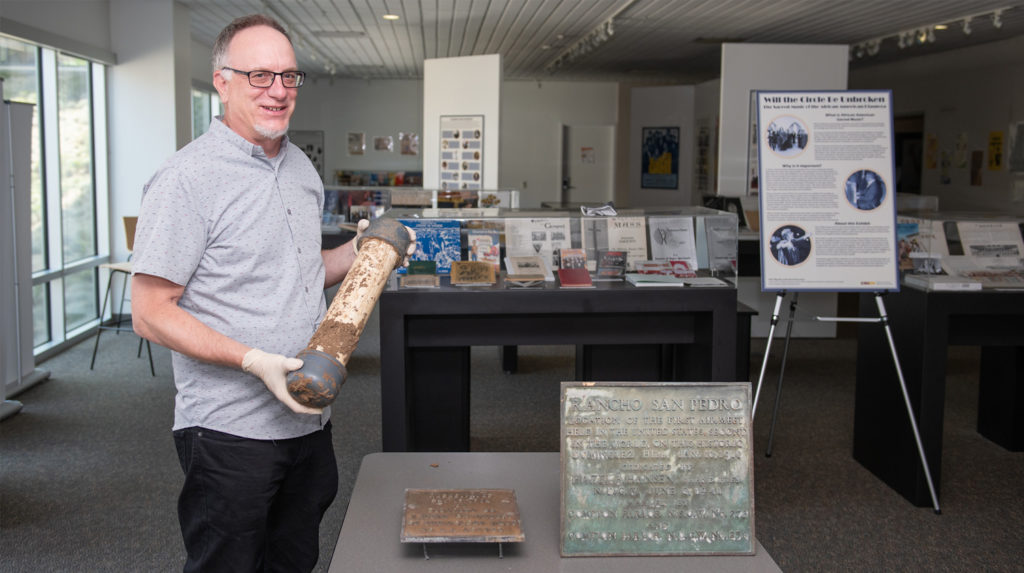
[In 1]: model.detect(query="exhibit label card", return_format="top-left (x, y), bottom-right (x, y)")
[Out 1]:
top-left (756, 90), bottom-right (899, 291)
top-left (401, 489), bottom-right (525, 544)
top-left (560, 382), bottom-right (754, 557)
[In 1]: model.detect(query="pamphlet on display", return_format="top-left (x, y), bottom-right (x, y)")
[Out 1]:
top-left (648, 216), bottom-right (698, 271)
top-left (581, 217), bottom-right (648, 272)
top-left (504, 218), bottom-right (573, 271)
top-left (397, 219), bottom-right (461, 274)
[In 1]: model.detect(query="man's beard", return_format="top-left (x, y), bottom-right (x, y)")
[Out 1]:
top-left (255, 122), bottom-right (289, 140)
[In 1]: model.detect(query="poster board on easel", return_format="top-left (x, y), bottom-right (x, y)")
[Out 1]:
top-left (751, 90), bottom-right (941, 513)
top-left (756, 90), bottom-right (899, 292)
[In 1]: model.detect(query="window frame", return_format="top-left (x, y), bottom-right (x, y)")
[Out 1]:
top-left (0, 38), bottom-right (111, 360)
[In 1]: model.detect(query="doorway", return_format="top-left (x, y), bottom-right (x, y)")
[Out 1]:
top-left (894, 114), bottom-right (924, 195)
top-left (560, 124), bottom-right (615, 207)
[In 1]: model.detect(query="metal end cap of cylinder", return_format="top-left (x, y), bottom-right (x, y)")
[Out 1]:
top-left (357, 217), bottom-right (413, 270)
top-left (286, 349), bottom-right (347, 409)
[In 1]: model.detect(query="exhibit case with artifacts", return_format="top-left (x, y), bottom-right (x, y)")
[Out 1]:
top-left (322, 186), bottom-right (392, 226)
top-left (370, 205), bottom-right (743, 452)
top-left (320, 188), bottom-right (520, 249)
top-left (896, 210), bottom-right (1024, 290)
top-left (856, 210), bottom-right (1024, 506)
top-left (321, 187), bottom-right (521, 225)
top-left (381, 204), bottom-right (740, 285)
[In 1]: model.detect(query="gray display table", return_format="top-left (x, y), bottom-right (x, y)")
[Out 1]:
top-left (329, 452), bottom-right (781, 572)
top-left (854, 287), bottom-right (1024, 506)
top-left (379, 278), bottom-right (740, 451)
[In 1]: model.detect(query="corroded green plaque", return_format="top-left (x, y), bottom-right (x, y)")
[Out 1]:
top-left (560, 382), bottom-right (754, 556)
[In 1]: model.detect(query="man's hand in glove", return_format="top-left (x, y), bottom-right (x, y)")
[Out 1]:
top-left (353, 218), bottom-right (418, 267)
top-left (242, 349), bottom-right (322, 415)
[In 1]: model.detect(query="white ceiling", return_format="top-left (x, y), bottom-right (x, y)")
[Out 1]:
top-left (182, 0), bottom-right (1024, 83)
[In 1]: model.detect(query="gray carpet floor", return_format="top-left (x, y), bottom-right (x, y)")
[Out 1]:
top-left (2, 310), bottom-right (1022, 572)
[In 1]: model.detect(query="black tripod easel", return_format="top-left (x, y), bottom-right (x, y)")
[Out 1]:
top-left (750, 290), bottom-right (941, 514)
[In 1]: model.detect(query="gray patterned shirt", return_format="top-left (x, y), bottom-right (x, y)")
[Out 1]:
top-left (133, 118), bottom-right (330, 439)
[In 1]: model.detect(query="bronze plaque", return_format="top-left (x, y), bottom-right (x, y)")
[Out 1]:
top-left (401, 488), bottom-right (525, 543)
top-left (560, 382), bottom-right (754, 556)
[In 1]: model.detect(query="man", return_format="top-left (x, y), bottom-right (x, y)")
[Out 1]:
top-left (131, 14), bottom-right (410, 572)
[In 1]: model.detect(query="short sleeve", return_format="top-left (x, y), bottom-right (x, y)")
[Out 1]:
top-left (132, 166), bottom-right (206, 286)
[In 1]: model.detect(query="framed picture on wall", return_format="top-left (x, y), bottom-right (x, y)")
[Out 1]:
top-left (641, 126), bottom-right (679, 189)
top-left (289, 130), bottom-right (325, 180)
top-left (374, 135), bottom-right (394, 152)
top-left (399, 132), bottom-right (419, 155)
top-left (347, 132), bottom-right (365, 155)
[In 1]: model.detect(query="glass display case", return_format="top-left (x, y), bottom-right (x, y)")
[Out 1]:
top-left (381, 205), bottom-right (739, 284)
top-left (323, 186), bottom-right (392, 226)
top-left (897, 210), bottom-right (1024, 289)
top-left (322, 187), bottom-right (521, 225)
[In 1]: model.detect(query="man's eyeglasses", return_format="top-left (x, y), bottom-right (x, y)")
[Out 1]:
top-left (222, 67), bottom-right (305, 88)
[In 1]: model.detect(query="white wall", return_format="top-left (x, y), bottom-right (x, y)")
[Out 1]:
top-left (423, 55), bottom-right (502, 189)
top-left (172, 2), bottom-right (191, 150)
top-left (108, 0), bottom-right (187, 264)
top-left (501, 80), bottom-right (618, 207)
top-left (0, 1), bottom-right (112, 60)
top-left (850, 35), bottom-right (1024, 214)
top-left (718, 43), bottom-right (848, 197)
top-left (694, 79), bottom-right (721, 197)
top-left (289, 78), bottom-right (423, 182)
top-left (191, 39), bottom-right (213, 88)
top-left (627, 85), bottom-right (695, 208)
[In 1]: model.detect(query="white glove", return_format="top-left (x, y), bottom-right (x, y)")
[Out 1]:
top-left (352, 218), bottom-right (370, 254)
top-left (242, 349), bottom-right (322, 415)
top-left (401, 226), bottom-right (417, 267)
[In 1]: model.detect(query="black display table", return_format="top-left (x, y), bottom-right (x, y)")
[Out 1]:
top-left (329, 453), bottom-right (781, 572)
top-left (854, 287), bottom-right (1024, 507)
top-left (379, 278), bottom-right (740, 451)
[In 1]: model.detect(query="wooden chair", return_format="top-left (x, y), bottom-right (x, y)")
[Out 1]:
top-left (89, 216), bottom-right (154, 375)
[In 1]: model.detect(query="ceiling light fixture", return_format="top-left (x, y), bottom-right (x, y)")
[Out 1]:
top-left (850, 5), bottom-right (1014, 60)
top-left (312, 30), bottom-right (367, 39)
top-left (382, 14), bottom-right (399, 21)
top-left (545, 0), bottom-right (637, 74)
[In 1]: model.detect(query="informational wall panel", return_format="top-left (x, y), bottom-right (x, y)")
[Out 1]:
top-left (439, 115), bottom-right (483, 191)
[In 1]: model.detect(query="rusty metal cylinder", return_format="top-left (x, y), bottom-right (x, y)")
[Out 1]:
top-left (287, 218), bottom-right (411, 408)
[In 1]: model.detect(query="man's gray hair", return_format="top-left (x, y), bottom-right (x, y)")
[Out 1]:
top-left (211, 14), bottom-right (291, 72)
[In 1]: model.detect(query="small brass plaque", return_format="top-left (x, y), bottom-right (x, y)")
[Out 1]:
top-left (560, 382), bottom-right (754, 557)
top-left (401, 488), bottom-right (525, 544)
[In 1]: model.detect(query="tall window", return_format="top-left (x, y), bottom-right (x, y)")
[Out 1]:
top-left (1, 37), bottom-right (108, 355)
top-left (192, 86), bottom-right (222, 139)
top-left (57, 53), bottom-right (98, 331)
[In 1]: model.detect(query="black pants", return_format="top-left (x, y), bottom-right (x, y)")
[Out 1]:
top-left (173, 423), bottom-right (338, 572)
